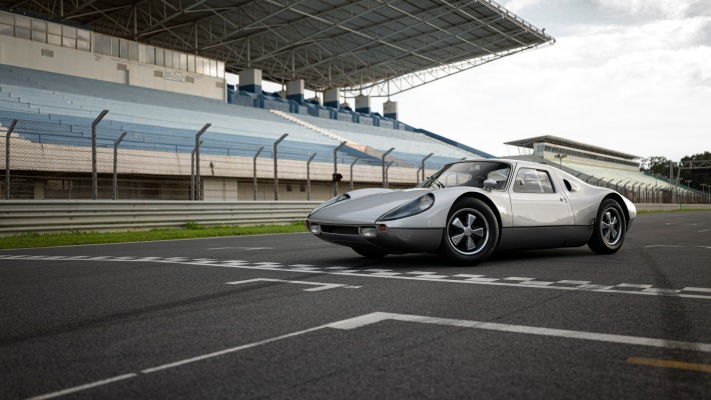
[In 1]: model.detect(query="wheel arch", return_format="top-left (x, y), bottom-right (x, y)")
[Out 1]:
top-left (453, 193), bottom-right (503, 242)
top-left (603, 193), bottom-right (630, 227)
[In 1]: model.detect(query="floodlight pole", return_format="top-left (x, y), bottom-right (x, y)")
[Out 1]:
top-left (307, 152), bottom-right (317, 200)
top-left (253, 147), bottom-right (264, 200)
top-left (112, 131), bottom-right (127, 200)
top-left (350, 157), bottom-right (360, 191)
top-left (421, 153), bottom-right (433, 182)
top-left (273, 133), bottom-right (288, 200)
top-left (193, 124), bottom-right (211, 201)
top-left (4, 119), bottom-right (17, 200)
top-left (333, 141), bottom-right (347, 197)
top-left (381, 147), bottom-right (395, 188)
top-left (91, 110), bottom-right (109, 200)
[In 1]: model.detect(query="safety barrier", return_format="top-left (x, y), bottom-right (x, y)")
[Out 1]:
top-left (0, 200), bottom-right (319, 235)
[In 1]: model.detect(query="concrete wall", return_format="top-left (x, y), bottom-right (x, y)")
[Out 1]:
top-left (0, 35), bottom-right (225, 100)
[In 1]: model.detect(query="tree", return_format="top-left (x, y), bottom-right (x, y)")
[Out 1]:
top-left (642, 152), bottom-right (711, 191)
top-left (680, 151), bottom-right (711, 191)
top-left (639, 156), bottom-right (669, 176)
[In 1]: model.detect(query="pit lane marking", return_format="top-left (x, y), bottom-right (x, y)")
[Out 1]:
top-left (3, 255), bottom-right (711, 300)
top-left (627, 357), bottom-right (711, 374)
top-left (25, 311), bottom-right (711, 400)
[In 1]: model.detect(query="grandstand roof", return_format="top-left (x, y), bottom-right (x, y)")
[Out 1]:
top-left (505, 135), bottom-right (641, 160)
top-left (1, 0), bottom-right (554, 97)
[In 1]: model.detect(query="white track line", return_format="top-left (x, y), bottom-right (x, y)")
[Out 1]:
top-left (4, 255), bottom-right (711, 300)
top-left (27, 311), bottom-right (711, 399)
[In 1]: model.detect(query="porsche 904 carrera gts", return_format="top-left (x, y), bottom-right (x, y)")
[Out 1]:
top-left (305, 159), bottom-right (636, 265)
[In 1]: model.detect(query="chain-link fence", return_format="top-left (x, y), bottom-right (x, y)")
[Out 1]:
top-left (557, 163), bottom-right (709, 204)
top-left (2, 115), bottom-right (710, 204)
top-left (0, 115), bottom-right (449, 201)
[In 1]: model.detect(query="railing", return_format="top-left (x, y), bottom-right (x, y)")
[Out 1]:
top-left (0, 200), bottom-right (318, 235)
top-left (0, 114), bottom-right (448, 201)
top-left (1, 200), bottom-right (709, 236)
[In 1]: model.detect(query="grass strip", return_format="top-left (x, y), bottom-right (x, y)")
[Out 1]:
top-left (0, 222), bottom-right (307, 250)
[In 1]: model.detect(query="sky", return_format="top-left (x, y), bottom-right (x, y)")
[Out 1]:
top-left (382, 0), bottom-right (711, 161)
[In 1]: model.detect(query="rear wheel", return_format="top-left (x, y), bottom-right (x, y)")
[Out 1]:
top-left (588, 198), bottom-right (626, 254)
top-left (440, 198), bottom-right (499, 265)
top-left (352, 247), bottom-right (389, 258)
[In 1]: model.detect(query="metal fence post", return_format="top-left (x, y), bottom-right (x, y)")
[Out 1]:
top-left (273, 133), bottom-right (288, 200)
top-left (194, 124), bottom-right (211, 201)
top-left (4, 119), bottom-right (17, 200)
top-left (421, 153), bottom-right (433, 182)
top-left (381, 147), bottom-right (395, 188)
top-left (307, 153), bottom-right (317, 200)
top-left (191, 140), bottom-right (203, 201)
top-left (112, 132), bottom-right (127, 200)
top-left (385, 161), bottom-right (394, 188)
top-left (91, 110), bottom-right (109, 200)
top-left (350, 157), bottom-right (359, 191)
top-left (333, 141), bottom-right (347, 197)
top-left (253, 147), bottom-right (264, 200)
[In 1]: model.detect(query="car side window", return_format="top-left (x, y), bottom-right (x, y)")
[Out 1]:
top-left (513, 168), bottom-right (556, 194)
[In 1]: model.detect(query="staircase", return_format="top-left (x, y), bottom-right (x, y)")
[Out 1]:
top-left (269, 109), bottom-right (411, 166)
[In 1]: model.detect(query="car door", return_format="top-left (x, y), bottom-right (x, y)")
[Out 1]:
top-left (509, 166), bottom-right (573, 227)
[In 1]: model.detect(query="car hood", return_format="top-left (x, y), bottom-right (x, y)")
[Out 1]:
top-left (309, 188), bottom-right (432, 225)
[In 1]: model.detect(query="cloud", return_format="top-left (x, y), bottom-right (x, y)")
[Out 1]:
top-left (394, 9), bottom-right (711, 160)
top-left (596, 0), bottom-right (710, 19)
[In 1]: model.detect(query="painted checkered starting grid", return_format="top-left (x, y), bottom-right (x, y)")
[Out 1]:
top-left (2, 254), bottom-right (711, 298)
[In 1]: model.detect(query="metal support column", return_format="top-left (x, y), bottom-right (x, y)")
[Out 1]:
top-left (191, 140), bottom-right (203, 201)
top-left (307, 153), bottom-right (317, 200)
top-left (194, 124), bottom-right (211, 201)
top-left (420, 153), bottom-right (433, 182)
top-left (273, 133), bottom-right (288, 200)
top-left (350, 157), bottom-right (360, 191)
top-left (381, 147), bottom-right (395, 188)
top-left (91, 110), bottom-right (109, 200)
top-left (112, 132), bottom-right (127, 200)
top-left (333, 141), bottom-right (347, 197)
top-left (4, 119), bottom-right (17, 200)
top-left (385, 161), bottom-right (394, 188)
top-left (253, 147), bottom-right (264, 200)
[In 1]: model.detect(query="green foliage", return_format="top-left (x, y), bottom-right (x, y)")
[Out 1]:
top-left (185, 221), bottom-right (203, 230)
top-left (641, 152), bottom-right (711, 191)
top-left (0, 222), bottom-right (307, 249)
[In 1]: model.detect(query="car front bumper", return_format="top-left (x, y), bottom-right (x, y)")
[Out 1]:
top-left (308, 223), bottom-right (442, 254)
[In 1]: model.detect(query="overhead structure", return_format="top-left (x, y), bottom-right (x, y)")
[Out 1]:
top-left (1, 0), bottom-right (554, 97)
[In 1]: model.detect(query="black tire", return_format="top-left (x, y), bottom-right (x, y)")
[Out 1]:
top-left (588, 198), bottom-right (626, 254)
top-left (440, 198), bottom-right (499, 265)
top-left (352, 246), bottom-right (389, 258)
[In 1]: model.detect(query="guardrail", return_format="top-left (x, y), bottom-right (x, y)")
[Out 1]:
top-left (635, 203), bottom-right (711, 212)
top-left (1, 201), bottom-right (709, 236)
top-left (0, 200), bottom-right (319, 235)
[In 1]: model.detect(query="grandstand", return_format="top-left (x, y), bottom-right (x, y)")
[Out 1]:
top-left (0, 1), bottom-right (554, 201)
top-left (504, 135), bottom-right (702, 203)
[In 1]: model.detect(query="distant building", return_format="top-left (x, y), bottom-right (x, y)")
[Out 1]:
top-left (504, 135), bottom-right (640, 170)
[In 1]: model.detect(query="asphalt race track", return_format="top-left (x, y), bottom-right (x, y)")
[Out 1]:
top-left (1, 211), bottom-right (710, 399)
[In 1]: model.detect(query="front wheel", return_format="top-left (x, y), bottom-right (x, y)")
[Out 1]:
top-left (440, 198), bottom-right (499, 265)
top-left (588, 198), bottom-right (626, 254)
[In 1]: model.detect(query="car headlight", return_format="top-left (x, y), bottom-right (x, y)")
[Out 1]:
top-left (378, 194), bottom-right (434, 221)
top-left (308, 193), bottom-right (350, 216)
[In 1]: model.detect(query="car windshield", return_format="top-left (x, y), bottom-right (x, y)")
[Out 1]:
top-left (417, 161), bottom-right (511, 190)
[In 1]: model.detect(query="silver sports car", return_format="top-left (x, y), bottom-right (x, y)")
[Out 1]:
top-left (305, 159), bottom-right (636, 265)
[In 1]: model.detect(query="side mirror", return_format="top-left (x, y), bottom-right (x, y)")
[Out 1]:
top-left (483, 179), bottom-right (497, 191)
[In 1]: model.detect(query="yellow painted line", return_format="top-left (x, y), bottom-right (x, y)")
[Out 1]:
top-left (627, 357), bottom-right (711, 373)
